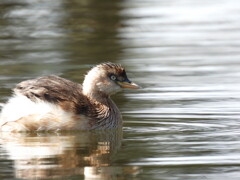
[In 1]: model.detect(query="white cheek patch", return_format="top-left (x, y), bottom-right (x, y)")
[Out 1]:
top-left (83, 67), bottom-right (122, 96)
top-left (97, 81), bottom-right (121, 95)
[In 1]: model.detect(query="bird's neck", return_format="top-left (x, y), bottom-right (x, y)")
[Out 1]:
top-left (86, 93), bottom-right (122, 130)
top-left (82, 68), bottom-right (101, 98)
top-left (82, 76), bottom-right (122, 129)
top-left (82, 77), bottom-right (110, 104)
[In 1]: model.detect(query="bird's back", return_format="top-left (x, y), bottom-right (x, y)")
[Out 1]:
top-left (15, 75), bottom-right (82, 103)
top-left (0, 76), bottom-right (94, 131)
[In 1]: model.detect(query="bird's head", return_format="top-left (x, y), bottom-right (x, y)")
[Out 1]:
top-left (82, 62), bottom-right (140, 98)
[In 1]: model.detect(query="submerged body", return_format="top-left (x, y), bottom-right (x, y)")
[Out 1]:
top-left (0, 63), bottom-right (139, 132)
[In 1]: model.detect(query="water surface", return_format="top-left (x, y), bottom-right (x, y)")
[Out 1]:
top-left (1, 0), bottom-right (240, 179)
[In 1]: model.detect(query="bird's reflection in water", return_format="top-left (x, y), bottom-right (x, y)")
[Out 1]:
top-left (0, 129), bottom-right (139, 179)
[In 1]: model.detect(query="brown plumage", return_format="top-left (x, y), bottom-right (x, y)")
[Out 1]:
top-left (0, 63), bottom-right (140, 132)
top-left (15, 75), bottom-right (90, 114)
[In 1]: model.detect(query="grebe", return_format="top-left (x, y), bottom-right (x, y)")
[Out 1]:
top-left (0, 63), bottom-right (140, 132)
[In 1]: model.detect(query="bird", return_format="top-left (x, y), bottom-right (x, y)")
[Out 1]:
top-left (0, 63), bottom-right (140, 132)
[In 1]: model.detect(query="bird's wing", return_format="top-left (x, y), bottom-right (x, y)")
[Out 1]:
top-left (14, 75), bottom-right (91, 114)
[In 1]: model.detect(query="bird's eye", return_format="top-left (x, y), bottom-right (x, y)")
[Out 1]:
top-left (110, 75), bottom-right (117, 81)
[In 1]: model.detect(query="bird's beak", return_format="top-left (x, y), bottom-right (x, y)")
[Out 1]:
top-left (117, 81), bottom-right (141, 89)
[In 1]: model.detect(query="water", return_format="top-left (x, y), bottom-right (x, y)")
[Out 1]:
top-left (0, 0), bottom-right (240, 179)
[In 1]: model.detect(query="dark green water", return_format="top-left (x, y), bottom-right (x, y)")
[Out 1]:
top-left (1, 0), bottom-right (240, 179)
